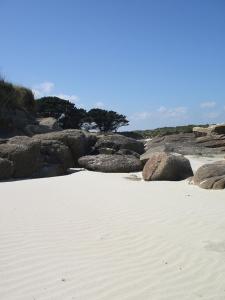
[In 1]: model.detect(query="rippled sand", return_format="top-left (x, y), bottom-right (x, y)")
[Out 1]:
top-left (0, 157), bottom-right (225, 300)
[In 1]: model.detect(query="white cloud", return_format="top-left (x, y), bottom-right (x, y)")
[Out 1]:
top-left (131, 106), bottom-right (187, 121)
top-left (203, 111), bottom-right (221, 119)
top-left (157, 106), bottom-right (188, 118)
top-left (56, 94), bottom-right (79, 103)
top-left (32, 81), bottom-right (79, 104)
top-left (94, 101), bottom-right (105, 108)
top-left (200, 101), bottom-right (216, 108)
top-left (132, 112), bottom-right (152, 120)
top-left (33, 81), bottom-right (54, 98)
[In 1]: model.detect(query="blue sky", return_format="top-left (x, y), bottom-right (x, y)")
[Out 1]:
top-left (1, 0), bottom-right (225, 130)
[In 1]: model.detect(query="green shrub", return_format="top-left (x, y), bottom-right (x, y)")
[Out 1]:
top-left (15, 86), bottom-right (35, 113)
top-left (0, 79), bottom-right (35, 112)
top-left (36, 96), bottom-right (88, 129)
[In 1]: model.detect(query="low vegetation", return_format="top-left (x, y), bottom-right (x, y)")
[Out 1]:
top-left (0, 79), bottom-right (35, 130)
top-left (121, 125), bottom-right (209, 139)
top-left (0, 79), bottom-right (35, 112)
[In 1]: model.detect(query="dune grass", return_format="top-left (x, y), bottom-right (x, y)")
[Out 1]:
top-left (0, 79), bottom-right (35, 113)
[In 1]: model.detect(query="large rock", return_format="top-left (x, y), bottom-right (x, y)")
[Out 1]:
top-left (145, 133), bottom-right (225, 156)
top-left (33, 164), bottom-right (66, 178)
top-left (95, 134), bottom-right (144, 154)
top-left (193, 161), bottom-right (225, 189)
top-left (25, 117), bottom-right (62, 135)
top-left (196, 134), bottom-right (225, 149)
top-left (142, 152), bottom-right (193, 181)
top-left (0, 136), bottom-right (42, 178)
top-left (78, 154), bottom-right (143, 173)
top-left (117, 148), bottom-right (140, 158)
top-left (193, 126), bottom-right (209, 137)
top-left (141, 144), bottom-right (170, 163)
top-left (39, 139), bottom-right (74, 171)
top-left (0, 158), bottom-right (14, 180)
top-left (34, 130), bottom-right (96, 163)
top-left (211, 124), bottom-right (225, 135)
top-left (193, 124), bottom-right (225, 137)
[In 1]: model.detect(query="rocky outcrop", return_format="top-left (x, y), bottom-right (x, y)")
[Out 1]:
top-left (0, 158), bottom-right (14, 180)
top-left (0, 130), bottom-right (97, 180)
top-left (98, 147), bottom-right (116, 155)
top-left (144, 133), bottom-right (225, 156)
top-left (39, 140), bottom-right (74, 171)
top-left (142, 152), bottom-right (193, 181)
top-left (0, 107), bottom-right (37, 137)
top-left (78, 154), bottom-right (143, 173)
top-left (193, 124), bottom-right (225, 137)
top-left (193, 126), bottom-right (209, 137)
top-left (34, 129), bottom-right (97, 163)
top-left (117, 148), bottom-right (140, 158)
top-left (24, 117), bottom-right (62, 135)
top-left (193, 161), bottom-right (225, 189)
top-left (0, 136), bottom-right (42, 178)
top-left (94, 134), bottom-right (144, 155)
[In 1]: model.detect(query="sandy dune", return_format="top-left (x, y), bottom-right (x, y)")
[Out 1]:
top-left (0, 157), bottom-right (225, 300)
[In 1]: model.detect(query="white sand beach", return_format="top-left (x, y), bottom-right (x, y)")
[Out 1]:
top-left (0, 156), bottom-right (225, 300)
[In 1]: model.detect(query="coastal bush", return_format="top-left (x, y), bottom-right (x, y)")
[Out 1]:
top-left (0, 79), bottom-right (35, 130)
top-left (88, 108), bottom-right (129, 132)
top-left (36, 96), bottom-right (87, 129)
top-left (122, 124), bottom-right (209, 139)
top-left (0, 79), bottom-right (35, 112)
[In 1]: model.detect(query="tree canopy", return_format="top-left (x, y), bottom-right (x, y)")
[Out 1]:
top-left (36, 96), bottom-right (87, 129)
top-left (36, 97), bottom-right (129, 131)
top-left (88, 108), bottom-right (129, 132)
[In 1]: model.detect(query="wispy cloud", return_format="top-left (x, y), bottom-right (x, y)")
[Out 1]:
top-left (200, 101), bottom-right (216, 108)
top-left (132, 112), bottom-right (152, 121)
top-left (56, 94), bottom-right (79, 103)
top-left (94, 101), bottom-right (105, 109)
top-left (132, 106), bottom-right (187, 121)
top-left (33, 81), bottom-right (55, 98)
top-left (202, 111), bottom-right (221, 119)
top-left (157, 106), bottom-right (187, 118)
top-left (32, 81), bottom-right (79, 104)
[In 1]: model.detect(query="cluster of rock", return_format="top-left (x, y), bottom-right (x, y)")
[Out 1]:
top-left (192, 161), bottom-right (225, 189)
top-left (0, 130), bottom-right (96, 180)
top-left (0, 122), bottom-right (224, 190)
top-left (78, 134), bottom-right (144, 173)
top-left (0, 132), bottom-right (145, 180)
top-left (193, 123), bottom-right (225, 137)
top-left (144, 124), bottom-right (225, 158)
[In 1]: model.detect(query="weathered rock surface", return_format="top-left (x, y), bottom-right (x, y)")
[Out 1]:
top-left (39, 140), bottom-right (74, 171)
top-left (193, 124), bottom-right (225, 137)
top-left (117, 148), bottom-right (140, 158)
top-left (144, 133), bottom-right (225, 156)
top-left (142, 152), bottom-right (193, 181)
top-left (98, 147), bottom-right (116, 155)
top-left (0, 130), bottom-right (97, 179)
top-left (0, 136), bottom-right (42, 178)
top-left (193, 161), bottom-right (225, 189)
top-left (0, 107), bottom-right (37, 137)
top-left (33, 164), bottom-right (66, 178)
top-left (78, 154), bottom-right (143, 173)
top-left (193, 126), bottom-right (209, 137)
top-left (0, 158), bottom-right (14, 180)
top-left (95, 134), bottom-right (144, 154)
top-left (25, 117), bottom-right (62, 135)
top-left (34, 129), bottom-right (96, 163)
